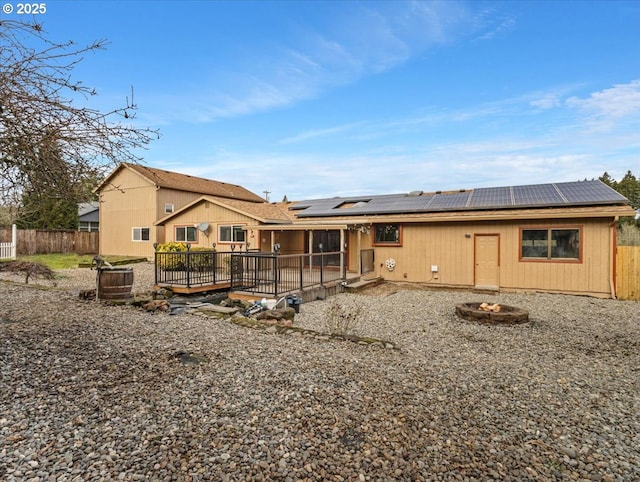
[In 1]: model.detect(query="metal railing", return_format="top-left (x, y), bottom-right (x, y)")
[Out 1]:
top-left (154, 249), bottom-right (232, 288)
top-left (154, 248), bottom-right (347, 295)
top-left (230, 251), bottom-right (346, 296)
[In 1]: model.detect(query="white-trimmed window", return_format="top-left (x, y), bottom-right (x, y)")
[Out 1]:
top-left (520, 227), bottom-right (581, 260)
top-left (176, 226), bottom-right (197, 243)
top-left (132, 227), bottom-right (150, 242)
top-left (219, 225), bottom-right (246, 243)
top-left (164, 203), bottom-right (174, 214)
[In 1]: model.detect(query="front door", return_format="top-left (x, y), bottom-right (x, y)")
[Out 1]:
top-left (475, 234), bottom-right (500, 289)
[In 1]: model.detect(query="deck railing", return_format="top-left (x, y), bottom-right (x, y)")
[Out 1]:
top-left (230, 251), bottom-right (346, 296)
top-left (154, 248), bottom-right (347, 295)
top-left (154, 249), bottom-right (232, 288)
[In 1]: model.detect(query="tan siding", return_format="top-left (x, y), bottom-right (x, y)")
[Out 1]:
top-left (163, 201), bottom-right (259, 252)
top-left (279, 231), bottom-right (305, 255)
top-left (157, 188), bottom-right (201, 217)
top-left (348, 231), bottom-right (358, 272)
top-left (368, 218), bottom-right (614, 297)
top-left (501, 219), bottom-right (612, 296)
top-left (98, 168), bottom-right (157, 257)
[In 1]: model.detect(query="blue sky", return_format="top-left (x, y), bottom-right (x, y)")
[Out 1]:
top-left (8, 0), bottom-right (640, 201)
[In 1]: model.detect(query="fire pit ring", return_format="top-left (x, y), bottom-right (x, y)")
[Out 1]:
top-left (455, 302), bottom-right (529, 325)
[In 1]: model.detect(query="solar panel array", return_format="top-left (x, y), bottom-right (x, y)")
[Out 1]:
top-left (291, 180), bottom-right (629, 218)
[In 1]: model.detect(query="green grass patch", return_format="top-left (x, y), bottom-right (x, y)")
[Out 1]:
top-left (16, 254), bottom-right (147, 270)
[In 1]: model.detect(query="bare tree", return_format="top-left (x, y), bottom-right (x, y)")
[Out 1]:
top-left (0, 19), bottom-right (159, 221)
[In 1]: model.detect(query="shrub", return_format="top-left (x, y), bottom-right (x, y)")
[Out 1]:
top-left (156, 242), bottom-right (216, 271)
top-left (325, 299), bottom-right (362, 337)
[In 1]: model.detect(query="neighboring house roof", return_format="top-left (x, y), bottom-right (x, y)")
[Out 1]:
top-left (290, 180), bottom-right (632, 218)
top-left (78, 202), bottom-right (100, 222)
top-left (96, 163), bottom-right (266, 203)
top-left (155, 195), bottom-right (293, 226)
top-left (78, 202), bottom-right (99, 217)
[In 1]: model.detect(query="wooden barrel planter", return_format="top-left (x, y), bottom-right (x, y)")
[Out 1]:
top-left (98, 268), bottom-right (134, 302)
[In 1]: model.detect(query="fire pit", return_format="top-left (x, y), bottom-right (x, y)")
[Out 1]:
top-left (455, 302), bottom-right (529, 325)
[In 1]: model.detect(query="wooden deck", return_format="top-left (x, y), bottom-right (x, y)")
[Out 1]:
top-left (154, 282), bottom-right (231, 294)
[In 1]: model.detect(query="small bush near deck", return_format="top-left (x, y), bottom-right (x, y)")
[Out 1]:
top-left (156, 242), bottom-right (215, 271)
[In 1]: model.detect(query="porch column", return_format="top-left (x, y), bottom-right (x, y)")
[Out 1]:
top-left (340, 229), bottom-right (345, 278)
top-left (270, 231), bottom-right (275, 253)
top-left (357, 228), bottom-right (362, 275)
top-left (308, 230), bottom-right (314, 270)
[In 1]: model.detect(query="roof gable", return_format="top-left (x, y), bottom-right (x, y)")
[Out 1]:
top-left (155, 195), bottom-right (293, 226)
top-left (290, 180), bottom-right (631, 218)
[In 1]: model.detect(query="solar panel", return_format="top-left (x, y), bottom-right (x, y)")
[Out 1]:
top-left (427, 192), bottom-right (471, 210)
top-left (557, 181), bottom-right (627, 204)
top-left (513, 184), bottom-right (564, 206)
top-left (468, 187), bottom-right (513, 208)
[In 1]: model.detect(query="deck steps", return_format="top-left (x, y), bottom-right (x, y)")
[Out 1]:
top-left (344, 277), bottom-right (383, 292)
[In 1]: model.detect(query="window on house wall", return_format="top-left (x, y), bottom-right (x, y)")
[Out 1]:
top-left (176, 226), bottom-right (197, 243)
top-left (132, 227), bottom-right (150, 242)
top-left (79, 221), bottom-right (99, 232)
top-left (164, 203), bottom-right (174, 214)
top-left (219, 225), bottom-right (246, 243)
top-left (521, 227), bottom-right (581, 260)
top-left (373, 224), bottom-right (401, 246)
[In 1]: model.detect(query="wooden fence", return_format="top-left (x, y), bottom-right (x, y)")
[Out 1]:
top-left (0, 228), bottom-right (99, 256)
top-left (616, 246), bottom-right (640, 301)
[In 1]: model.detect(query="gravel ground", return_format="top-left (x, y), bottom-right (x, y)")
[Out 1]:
top-left (1, 263), bottom-right (639, 481)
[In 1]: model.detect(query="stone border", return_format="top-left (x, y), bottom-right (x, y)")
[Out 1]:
top-left (455, 302), bottom-right (529, 324)
top-left (197, 309), bottom-right (399, 350)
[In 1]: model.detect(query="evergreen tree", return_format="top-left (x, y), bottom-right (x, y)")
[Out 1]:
top-left (601, 170), bottom-right (640, 227)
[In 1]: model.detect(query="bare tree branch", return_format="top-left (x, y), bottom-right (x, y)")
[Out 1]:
top-left (0, 19), bottom-right (160, 219)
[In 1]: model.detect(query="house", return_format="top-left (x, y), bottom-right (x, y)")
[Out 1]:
top-left (95, 163), bottom-right (267, 258)
top-left (96, 162), bottom-right (634, 298)
top-left (78, 202), bottom-right (100, 232)
top-left (246, 180), bottom-right (635, 299)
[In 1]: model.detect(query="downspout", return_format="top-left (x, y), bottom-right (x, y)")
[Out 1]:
top-left (610, 216), bottom-right (619, 299)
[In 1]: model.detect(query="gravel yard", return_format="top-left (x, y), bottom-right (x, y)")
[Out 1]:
top-left (1, 263), bottom-right (639, 481)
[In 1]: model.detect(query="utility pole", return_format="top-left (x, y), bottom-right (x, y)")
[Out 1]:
top-left (263, 190), bottom-right (271, 202)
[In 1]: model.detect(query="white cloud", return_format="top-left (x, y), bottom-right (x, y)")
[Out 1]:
top-left (566, 79), bottom-right (640, 130)
top-left (155, 2), bottom-right (477, 124)
top-left (278, 122), bottom-right (366, 145)
top-left (530, 94), bottom-right (562, 110)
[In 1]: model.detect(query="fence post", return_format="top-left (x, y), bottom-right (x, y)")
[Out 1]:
top-left (11, 224), bottom-right (17, 259)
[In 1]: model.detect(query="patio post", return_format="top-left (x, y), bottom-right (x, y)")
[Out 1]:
top-left (319, 242), bottom-right (324, 286)
top-left (153, 243), bottom-right (158, 286)
top-left (185, 243), bottom-right (191, 288)
top-left (299, 256), bottom-right (304, 291)
top-left (273, 253), bottom-right (279, 297)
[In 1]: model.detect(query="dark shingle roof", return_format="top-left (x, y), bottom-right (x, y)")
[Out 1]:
top-left (291, 180), bottom-right (630, 218)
